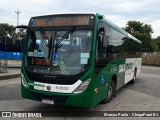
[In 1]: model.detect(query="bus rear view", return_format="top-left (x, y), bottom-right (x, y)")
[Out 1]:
top-left (21, 14), bottom-right (96, 108)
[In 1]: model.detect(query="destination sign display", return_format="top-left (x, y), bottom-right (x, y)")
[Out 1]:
top-left (29, 58), bottom-right (51, 66)
top-left (29, 15), bottom-right (94, 27)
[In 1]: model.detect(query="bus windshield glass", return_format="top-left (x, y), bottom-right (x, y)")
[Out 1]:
top-left (26, 29), bottom-right (92, 75)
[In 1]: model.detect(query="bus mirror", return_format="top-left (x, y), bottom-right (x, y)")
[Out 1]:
top-left (12, 25), bottom-right (28, 45)
top-left (98, 27), bottom-right (105, 35)
top-left (14, 25), bottom-right (28, 30)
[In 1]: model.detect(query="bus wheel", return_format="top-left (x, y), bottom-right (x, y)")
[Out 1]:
top-left (130, 70), bottom-right (136, 84)
top-left (101, 81), bottom-right (115, 104)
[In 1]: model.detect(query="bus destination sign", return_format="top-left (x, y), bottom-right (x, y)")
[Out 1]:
top-left (29, 15), bottom-right (94, 27)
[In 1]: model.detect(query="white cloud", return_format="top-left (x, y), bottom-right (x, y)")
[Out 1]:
top-left (149, 20), bottom-right (160, 38)
top-left (0, 0), bottom-right (160, 37)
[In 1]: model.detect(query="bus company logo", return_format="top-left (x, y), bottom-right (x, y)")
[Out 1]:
top-left (47, 85), bottom-right (51, 91)
top-left (2, 112), bottom-right (11, 117)
top-left (101, 74), bottom-right (105, 84)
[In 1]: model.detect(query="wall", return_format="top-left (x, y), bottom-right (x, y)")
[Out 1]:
top-left (142, 53), bottom-right (160, 66)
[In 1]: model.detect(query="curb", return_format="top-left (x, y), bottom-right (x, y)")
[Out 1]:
top-left (0, 74), bottom-right (21, 80)
top-left (142, 64), bottom-right (160, 67)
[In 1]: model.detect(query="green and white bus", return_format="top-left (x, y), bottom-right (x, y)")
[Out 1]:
top-left (20, 13), bottom-right (142, 108)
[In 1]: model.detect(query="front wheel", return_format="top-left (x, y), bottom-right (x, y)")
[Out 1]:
top-left (101, 81), bottom-right (115, 104)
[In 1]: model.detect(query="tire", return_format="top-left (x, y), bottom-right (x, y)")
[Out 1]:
top-left (130, 70), bottom-right (136, 84)
top-left (101, 81), bottom-right (115, 104)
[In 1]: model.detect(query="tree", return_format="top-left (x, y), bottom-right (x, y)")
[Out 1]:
top-left (150, 40), bottom-right (159, 52)
top-left (0, 23), bottom-right (26, 44)
top-left (16, 28), bottom-right (26, 39)
top-left (124, 21), bottom-right (144, 34)
top-left (123, 21), bottom-right (154, 52)
top-left (0, 23), bottom-right (14, 38)
top-left (153, 36), bottom-right (160, 51)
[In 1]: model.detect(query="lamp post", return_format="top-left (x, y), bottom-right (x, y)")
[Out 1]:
top-left (15, 9), bottom-right (23, 61)
top-left (15, 9), bottom-right (21, 26)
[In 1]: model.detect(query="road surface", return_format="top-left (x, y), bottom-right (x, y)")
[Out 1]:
top-left (0, 66), bottom-right (160, 120)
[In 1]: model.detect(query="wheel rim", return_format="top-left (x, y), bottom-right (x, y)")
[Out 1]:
top-left (108, 85), bottom-right (113, 99)
top-left (133, 75), bottom-right (136, 82)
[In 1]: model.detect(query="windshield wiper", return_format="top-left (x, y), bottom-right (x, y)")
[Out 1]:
top-left (55, 27), bottom-right (75, 49)
top-left (52, 27), bottom-right (75, 65)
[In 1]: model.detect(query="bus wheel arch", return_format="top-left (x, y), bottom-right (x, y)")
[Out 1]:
top-left (112, 74), bottom-right (117, 97)
top-left (130, 67), bottom-right (137, 84)
top-left (101, 74), bottom-right (117, 104)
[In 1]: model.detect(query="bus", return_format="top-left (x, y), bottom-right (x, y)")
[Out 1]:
top-left (20, 13), bottom-right (142, 108)
top-left (0, 32), bottom-right (24, 68)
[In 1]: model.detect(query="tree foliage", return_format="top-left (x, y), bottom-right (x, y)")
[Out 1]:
top-left (0, 23), bottom-right (15, 38)
top-left (0, 23), bottom-right (26, 44)
top-left (123, 21), bottom-right (159, 52)
top-left (153, 36), bottom-right (160, 51)
top-left (16, 28), bottom-right (26, 39)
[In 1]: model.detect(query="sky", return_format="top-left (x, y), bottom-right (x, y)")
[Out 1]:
top-left (0, 0), bottom-right (160, 38)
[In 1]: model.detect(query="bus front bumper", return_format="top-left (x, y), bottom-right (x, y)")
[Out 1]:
top-left (21, 86), bottom-right (94, 108)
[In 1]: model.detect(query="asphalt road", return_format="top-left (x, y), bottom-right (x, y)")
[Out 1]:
top-left (0, 66), bottom-right (160, 120)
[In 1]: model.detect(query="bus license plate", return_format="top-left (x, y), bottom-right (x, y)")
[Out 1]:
top-left (42, 99), bottom-right (54, 105)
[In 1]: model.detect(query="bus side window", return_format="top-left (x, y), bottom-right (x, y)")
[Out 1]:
top-left (97, 27), bottom-right (105, 59)
top-left (96, 22), bottom-right (109, 62)
top-left (95, 22), bottom-right (110, 72)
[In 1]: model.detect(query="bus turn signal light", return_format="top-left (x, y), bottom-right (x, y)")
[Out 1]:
top-left (95, 88), bottom-right (98, 93)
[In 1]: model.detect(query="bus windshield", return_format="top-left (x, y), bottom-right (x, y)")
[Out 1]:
top-left (26, 29), bottom-right (92, 75)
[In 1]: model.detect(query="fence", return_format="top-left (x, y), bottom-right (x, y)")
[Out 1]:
top-left (0, 59), bottom-right (8, 73)
top-left (0, 52), bottom-right (22, 68)
top-left (142, 52), bottom-right (160, 66)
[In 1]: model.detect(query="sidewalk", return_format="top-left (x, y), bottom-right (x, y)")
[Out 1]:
top-left (0, 67), bottom-right (21, 80)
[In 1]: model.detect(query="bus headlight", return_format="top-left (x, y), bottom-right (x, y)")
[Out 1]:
top-left (21, 73), bottom-right (28, 87)
top-left (73, 78), bottom-right (91, 94)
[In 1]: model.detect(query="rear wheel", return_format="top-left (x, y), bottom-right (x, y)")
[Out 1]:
top-left (101, 81), bottom-right (115, 104)
top-left (130, 70), bottom-right (137, 84)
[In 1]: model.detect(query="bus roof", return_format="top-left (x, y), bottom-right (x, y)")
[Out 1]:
top-left (28, 13), bottom-right (96, 27)
top-left (30, 13), bottom-right (96, 19)
top-left (28, 13), bottom-right (141, 44)
top-left (96, 13), bottom-right (142, 44)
